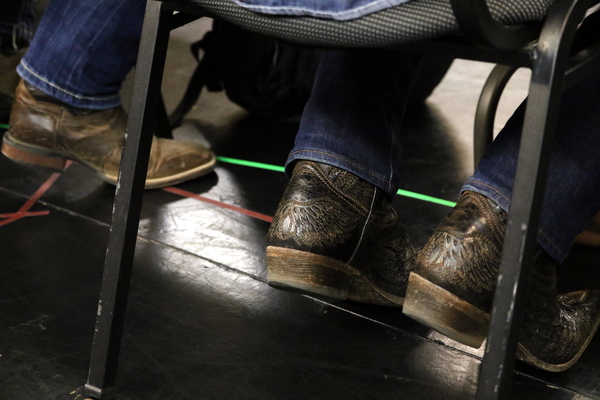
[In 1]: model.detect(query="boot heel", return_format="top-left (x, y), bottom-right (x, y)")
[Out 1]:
top-left (266, 246), bottom-right (356, 300)
top-left (403, 272), bottom-right (489, 348)
top-left (2, 134), bottom-right (66, 171)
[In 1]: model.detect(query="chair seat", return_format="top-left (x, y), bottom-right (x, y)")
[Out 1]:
top-left (176, 0), bottom-right (553, 48)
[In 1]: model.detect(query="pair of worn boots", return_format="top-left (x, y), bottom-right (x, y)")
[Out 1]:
top-left (3, 62), bottom-right (598, 372)
top-left (267, 160), bottom-right (600, 373)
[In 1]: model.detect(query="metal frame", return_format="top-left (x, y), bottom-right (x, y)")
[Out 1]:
top-left (449, 0), bottom-right (540, 51)
top-left (82, 3), bottom-right (174, 398)
top-left (79, 0), bottom-right (600, 398)
top-left (476, 1), bottom-right (598, 398)
top-left (473, 65), bottom-right (519, 166)
top-left (155, 96), bottom-right (174, 138)
top-left (472, 11), bottom-right (600, 166)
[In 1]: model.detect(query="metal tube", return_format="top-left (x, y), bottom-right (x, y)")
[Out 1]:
top-left (473, 64), bottom-right (519, 168)
top-left (475, 0), bottom-right (596, 398)
top-left (84, 2), bottom-right (173, 398)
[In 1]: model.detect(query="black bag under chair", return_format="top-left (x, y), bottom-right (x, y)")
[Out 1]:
top-left (78, 0), bottom-right (600, 399)
top-left (169, 19), bottom-right (321, 127)
top-left (168, 19), bottom-right (452, 127)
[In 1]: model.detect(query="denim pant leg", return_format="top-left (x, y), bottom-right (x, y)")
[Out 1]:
top-left (287, 49), bottom-right (422, 199)
top-left (463, 73), bottom-right (600, 263)
top-left (17, 0), bottom-right (145, 109)
top-left (0, 0), bottom-right (35, 42)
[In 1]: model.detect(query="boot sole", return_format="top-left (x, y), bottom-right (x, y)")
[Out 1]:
top-left (2, 133), bottom-right (66, 171)
top-left (1, 133), bottom-right (216, 189)
top-left (403, 272), bottom-right (489, 348)
top-left (266, 246), bottom-right (404, 307)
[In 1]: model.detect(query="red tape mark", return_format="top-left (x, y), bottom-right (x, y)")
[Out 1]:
top-left (0, 161), bottom-right (72, 227)
top-left (0, 211), bottom-right (50, 218)
top-left (163, 186), bottom-right (274, 223)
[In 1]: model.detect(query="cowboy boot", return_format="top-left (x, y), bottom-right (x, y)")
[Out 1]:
top-left (517, 250), bottom-right (600, 372)
top-left (267, 160), bottom-right (415, 307)
top-left (2, 81), bottom-right (216, 189)
top-left (403, 191), bottom-right (600, 372)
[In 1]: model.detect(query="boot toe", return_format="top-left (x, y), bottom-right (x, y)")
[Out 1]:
top-left (144, 138), bottom-right (216, 189)
top-left (517, 290), bottom-right (600, 372)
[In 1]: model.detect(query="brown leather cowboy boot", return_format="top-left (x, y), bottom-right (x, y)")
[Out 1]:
top-left (266, 160), bottom-right (415, 307)
top-left (403, 191), bottom-right (600, 372)
top-left (2, 81), bottom-right (216, 189)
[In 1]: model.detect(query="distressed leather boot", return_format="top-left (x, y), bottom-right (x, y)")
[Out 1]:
top-left (518, 252), bottom-right (600, 372)
top-left (403, 191), bottom-right (600, 372)
top-left (2, 81), bottom-right (216, 189)
top-left (266, 160), bottom-right (415, 307)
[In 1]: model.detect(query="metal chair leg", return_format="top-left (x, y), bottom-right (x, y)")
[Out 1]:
top-left (473, 64), bottom-right (519, 168)
top-left (475, 0), bottom-right (596, 398)
top-left (155, 95), bottom-right (174, 139)
top-left (82, 2), bottom-right (174, 399)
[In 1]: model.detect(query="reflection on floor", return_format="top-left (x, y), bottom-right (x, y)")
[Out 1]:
top-left (1, 19), bottom-right (600, 400)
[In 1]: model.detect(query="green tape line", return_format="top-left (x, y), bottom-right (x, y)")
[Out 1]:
top-left (217, 156), bottom-right (455, 208)
top-left (0, 126), bottom-right (454, 208)
top-left (217, 156), bottom-right (286, 173)
top-left (396, 189), bottom-right (456, 207)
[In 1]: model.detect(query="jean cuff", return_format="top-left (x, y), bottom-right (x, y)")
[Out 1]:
top-left (461, 179), bottom-right (511, 214)
top-left (286, 149), bottom-right (398, 199)
top-left (462, 178), bottom-right (568, 264)
top-left (17, 60), bottom-right (121, 110)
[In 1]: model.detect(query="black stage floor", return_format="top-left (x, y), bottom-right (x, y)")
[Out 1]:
top-left (1, 19), bottom-right (600, 400)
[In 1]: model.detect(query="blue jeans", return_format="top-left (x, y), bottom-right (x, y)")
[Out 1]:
top-left (17, 0), bottom-right (145, 109)
top-left (291, 49), bottom-right (600, 263)
top-left (288, 50), bottom-right (422, 197)
top-left (0, 0), bottom-right (36, 42)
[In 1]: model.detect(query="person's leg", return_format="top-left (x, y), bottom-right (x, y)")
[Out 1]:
top-left (3, 0), bottom-right (217, 189)
top-left (404, 73), bottom-right (600, 372)
top-left (266, 49), bottom-right (421, 306)
top-left (17, 0), bottom-right (144, 109)
top-left (288, 49), bottom-right (421, 198)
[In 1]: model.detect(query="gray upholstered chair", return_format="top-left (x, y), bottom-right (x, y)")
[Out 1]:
top-left (80, 0), bottom-right (600, 398)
